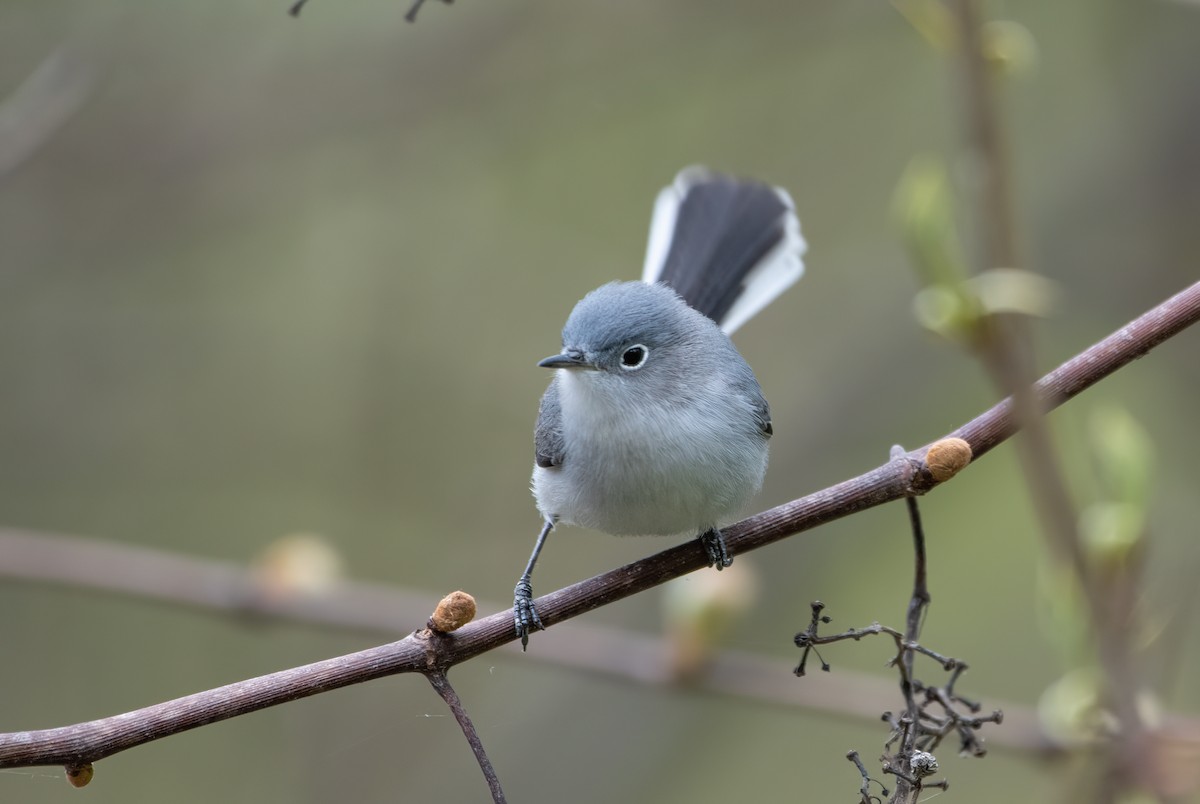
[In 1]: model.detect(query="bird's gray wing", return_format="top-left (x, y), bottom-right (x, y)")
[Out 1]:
top-left (534, 380), bottom-right (566, 468)
top-left (730, 359), bottom-right (774, 439)
top-left (753, 394), bottom-right (773, 438)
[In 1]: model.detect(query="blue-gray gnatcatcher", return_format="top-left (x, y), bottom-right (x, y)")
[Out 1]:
top-left (513, 166), bottom-right (806, 648)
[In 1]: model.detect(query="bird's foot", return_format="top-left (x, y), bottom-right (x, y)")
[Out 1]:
top-left (513, 577), bottom-right (544, 650)
top-left (699, 528), bottom-right (733, 570)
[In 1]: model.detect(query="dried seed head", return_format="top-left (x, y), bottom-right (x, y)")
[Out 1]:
top-left (909, 750), bottom-right (939, 778)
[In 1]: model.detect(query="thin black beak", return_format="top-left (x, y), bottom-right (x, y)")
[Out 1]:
top-left (537, 350), bottom-right (593, 370)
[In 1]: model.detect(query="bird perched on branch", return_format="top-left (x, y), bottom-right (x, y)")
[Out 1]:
top-left (514, 166), bottom-right (807, 648)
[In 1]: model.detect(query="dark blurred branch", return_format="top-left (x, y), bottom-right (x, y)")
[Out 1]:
top-left (288, 0), bottom-right (451, 23)
top-left (404, 0), bottom-right (452, 23)
top-left (950, 0), bottom-right (1165, 799)
top-left (952, 0), bottom-right (1019, 272)
top-left (0, 280), bottom-right (1197, 773)
top-left (951, 0), bottom-right (1086, 588)
top-left (0, 527), bottom-right (436, 635)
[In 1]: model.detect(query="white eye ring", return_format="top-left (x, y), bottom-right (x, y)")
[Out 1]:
top-left (619, 344), bottom-right (649, 370)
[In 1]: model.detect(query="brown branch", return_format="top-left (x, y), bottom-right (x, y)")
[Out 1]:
top-left (0, 528), bottom-right (1060, 752)
top-left (0, 280), bottom-right (1197, 773)
top-left (944, 281), bottom-right (1199, 460)
top-left (426, 670), bottom-right (506, 804)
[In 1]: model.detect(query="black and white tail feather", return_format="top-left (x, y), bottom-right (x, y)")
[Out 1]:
top-left (642, 165), bottom-right (807, 334)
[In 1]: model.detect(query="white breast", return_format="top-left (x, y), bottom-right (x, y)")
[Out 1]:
top-left (532, 370), bottom-right (768, 536)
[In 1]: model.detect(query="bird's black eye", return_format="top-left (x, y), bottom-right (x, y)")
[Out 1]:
top-left (620, 345), bottom-right (648, 369)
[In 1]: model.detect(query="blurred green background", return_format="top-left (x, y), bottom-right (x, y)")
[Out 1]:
top-left (2, 1), bottom-right (1198, 802)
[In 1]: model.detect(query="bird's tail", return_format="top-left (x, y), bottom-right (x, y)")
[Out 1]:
top-left (641, 166), bottom-right (806, 335)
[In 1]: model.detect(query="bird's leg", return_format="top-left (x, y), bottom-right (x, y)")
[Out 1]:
top-left (513, 519), bottom-right (554, 650)
top-left (698, 527), bottom-right (733, 570)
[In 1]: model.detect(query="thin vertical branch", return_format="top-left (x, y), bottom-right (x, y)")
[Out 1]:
top-left (950, 0), bottom-right (1086, 575)
top-left (902, 496), bottom-right (930, 675)
top-left (426, 670), bottom-right (507, 804)
top-left (952, 0), bottom-right (1019, 271)
top-left (949, 0), bottom-right (1156, 797)
top-left (888, 444), bottom-right (935, 803)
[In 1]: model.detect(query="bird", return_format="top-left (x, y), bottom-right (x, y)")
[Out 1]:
top-left (513, 165), bottom-right (806, 648)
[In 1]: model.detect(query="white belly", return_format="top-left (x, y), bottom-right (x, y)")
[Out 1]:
top-left (532, 372), bottom-right (768, 536)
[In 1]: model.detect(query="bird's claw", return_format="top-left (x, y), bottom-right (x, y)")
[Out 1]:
top-left (513, 577), bottom-right (544, 650)
top-left (699, 528), bottom-right (733, 570)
